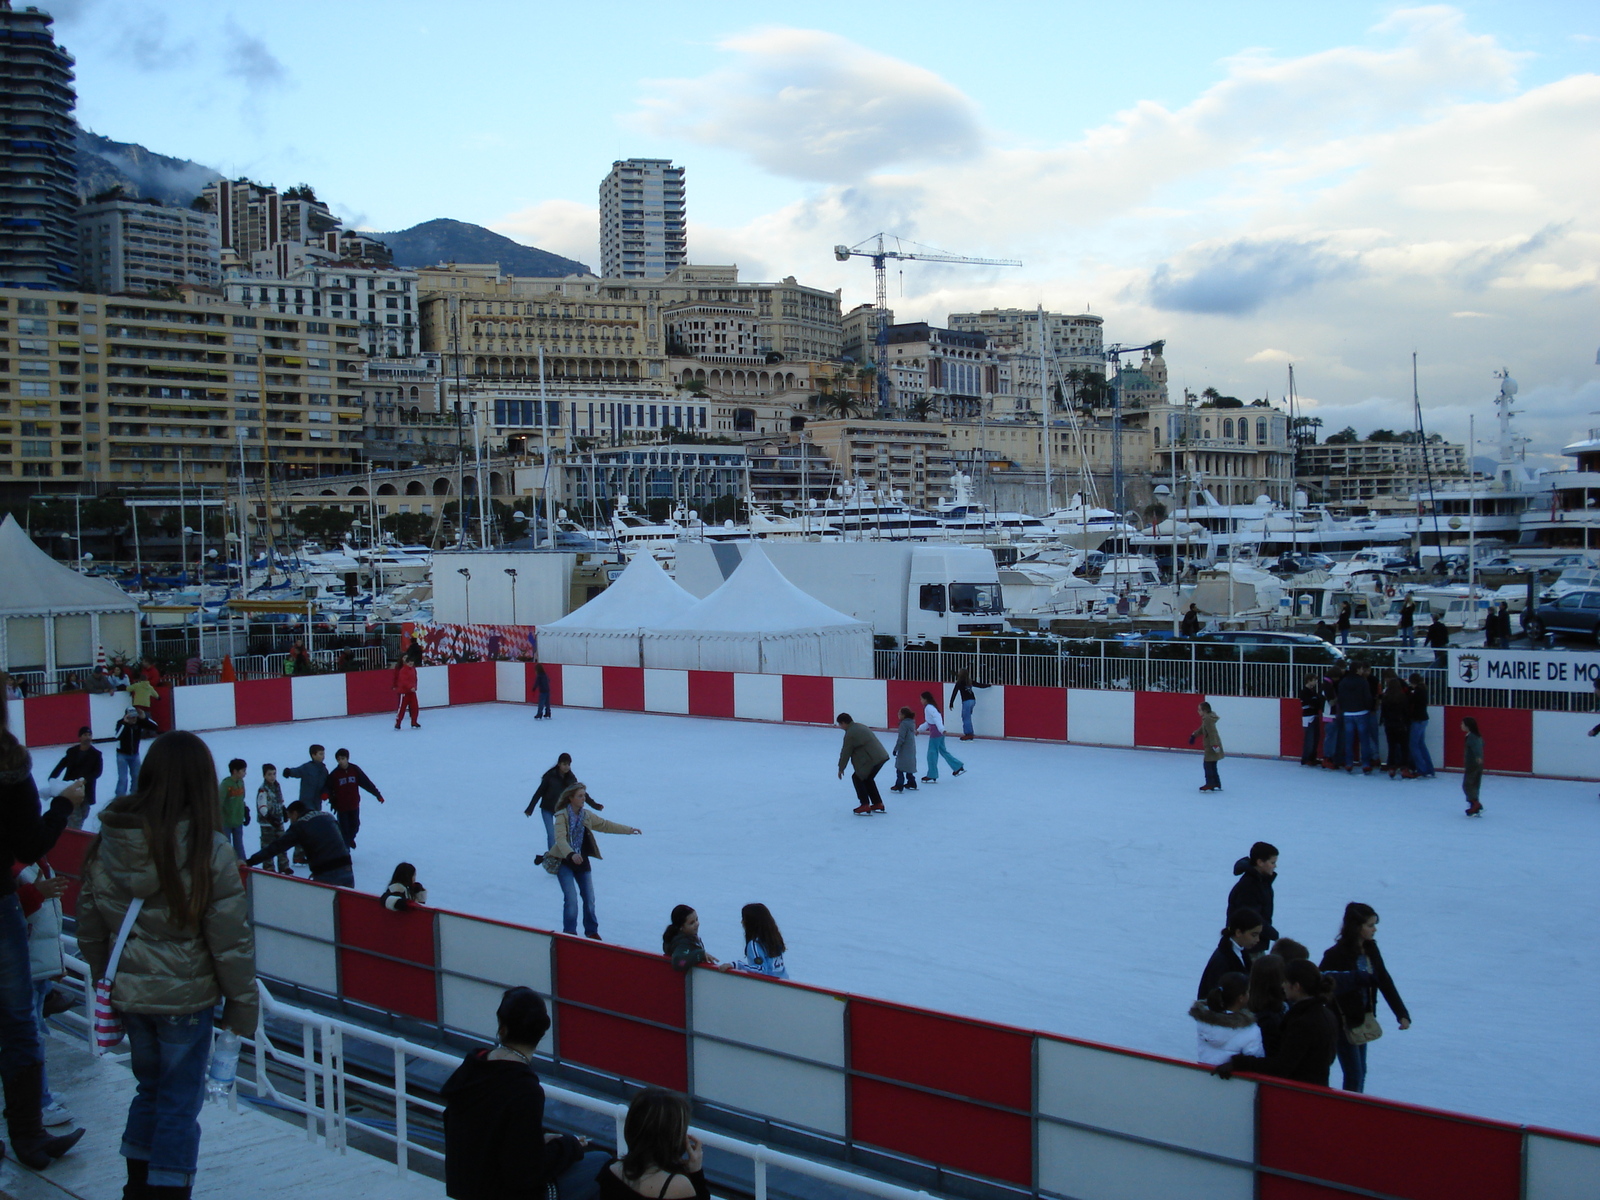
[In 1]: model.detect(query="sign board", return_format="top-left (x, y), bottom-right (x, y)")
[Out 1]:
top-left (1448, 648), bottom-right (1600, 692)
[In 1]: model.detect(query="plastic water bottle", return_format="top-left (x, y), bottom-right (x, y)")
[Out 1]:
top-left (206, 1029), bottom-right (240, 1101)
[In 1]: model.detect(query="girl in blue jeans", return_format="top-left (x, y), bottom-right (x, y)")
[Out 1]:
top-left (76, 731), bottom-right (258, 1200)
top-left (541, 783), bottom-right (641, 940)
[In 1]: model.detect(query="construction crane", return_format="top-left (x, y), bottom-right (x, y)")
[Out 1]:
top-left (834, 234), bottom-right (1021, 414)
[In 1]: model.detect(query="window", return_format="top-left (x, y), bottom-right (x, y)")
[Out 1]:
top-left (949, 583), bottom-right (1002, 614)
top-left (1257, 418), bottom-right (1268, 445)
top-left (1222, 419), bottom-right (1234, 439)
top-left (919, 584), bottom-right (946, 613)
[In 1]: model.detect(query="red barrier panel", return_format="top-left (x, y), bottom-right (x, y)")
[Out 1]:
top-left (1003, 685), bottom-right (1068, 741)
top-left (553, 938), bottom-right (686, 1090)
top-left (602, 666), bottom-right (645, 711)
top-left (687, 670), bottom-right (735, 718)
top-left (23, 692), bottom-right (90, 748)
top-left (1134, 691), bottom-right (1202, 749)
top-left (850, 1000), bottom-right (1032, 1110)
top-left (1257, 1082), bottom-right (1522, 1200)
top-left (1280, 697), bottom-right (1305, 758)
top-left (782, 674), bottom-right (833, 724)
top-left (448, 661), bottom-right (496, 705)
top-left (235, 677), bottom-right (293, 726)
top-left (1443, 705), bottom-right (1532, 772)
top-left (47, 827), bottom-right (91, 918)
top-left (147, 686), bottom-right (174, 734)
top-left (337, 891), bottom-right (435, 966)
top-left (340, 950), bottom-right (439, 1022)
top-left (885, 679), bottom-right (939, 731)
top-left (851, 1077), bottom-right (1032, 1186)
top-left (542, 662), bottom-right (563, 707)
top-left (345, 669), bottom-right (393, 716)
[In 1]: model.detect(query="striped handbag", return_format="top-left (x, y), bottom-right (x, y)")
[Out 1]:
top-left (92, 898), bottom-right (144, 1052)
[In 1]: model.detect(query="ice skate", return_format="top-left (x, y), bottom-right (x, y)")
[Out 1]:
top-left (870, 803), bottom-right (886, 813)
top-left (920, 776), bottom-right (937, 783)
top-left (852, 803), bottom-right (873, 814)
top-left (951, 767), bottom-right (965, 776)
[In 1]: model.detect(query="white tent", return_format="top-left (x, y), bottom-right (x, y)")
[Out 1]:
top-left (642, 545), bottom-right (872, 676)
top-left (0, 514), bottom-right (141, 680)
top-left (535, 553), bottom-right (697, 667)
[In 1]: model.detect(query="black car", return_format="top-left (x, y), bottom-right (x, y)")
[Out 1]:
top-left (1527, 590), bottom-right (1600, 641)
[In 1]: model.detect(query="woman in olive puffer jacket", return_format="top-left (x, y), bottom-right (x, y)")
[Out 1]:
top-left (77, 731), bottom-right (257, 1200)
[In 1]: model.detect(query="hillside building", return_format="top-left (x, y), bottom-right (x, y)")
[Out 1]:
top-left (76, 198), bottom-right (220, 295)
top-left (0, 1), bottom-right (78, 289)
top-left (599, 159), bottom-right (686, 279)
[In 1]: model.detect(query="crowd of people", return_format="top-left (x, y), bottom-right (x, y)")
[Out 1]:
top-left (1192, 842), bottom-right (1411, 1093)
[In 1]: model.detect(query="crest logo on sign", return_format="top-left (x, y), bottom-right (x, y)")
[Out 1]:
top-left (1457, 653), bottom-right (1481, 684)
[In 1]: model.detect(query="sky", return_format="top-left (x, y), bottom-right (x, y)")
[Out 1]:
top-left (45, 1), bottom-right (1600, 462)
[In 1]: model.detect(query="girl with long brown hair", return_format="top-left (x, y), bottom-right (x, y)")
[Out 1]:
top-left (77, 730), bottom-right (257, 1199)
top-left (599, 1087), bottom-right (709, 1199)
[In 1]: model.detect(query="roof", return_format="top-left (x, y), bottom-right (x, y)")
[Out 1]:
top-left (652, 544), bottom-right (868, 633)
top-left (0, 514), bottom-right (140, 617)
top-left (540, 551), bottom-right (696, 631)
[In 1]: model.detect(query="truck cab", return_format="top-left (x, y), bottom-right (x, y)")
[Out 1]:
top-left (909, 547), bottom-right (1004, 641)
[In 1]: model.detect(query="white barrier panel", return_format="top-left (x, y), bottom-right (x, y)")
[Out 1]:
top-left (442, 972), bottom-right (555, 1050)
top-left (255, 927), bottom-right (340, 995)
top-left (87, 692), bottom-right (125, 739)
top-left (690, 968), bottom-right (846, 1066)
top-left (562, 665), bottom-right (603, 708)
top-left (437, 913), bottom-right (553, 994)
top-left (291, 674), bottom-right (347, 721)
top-left (644, 669), bottom-right (690, 715)
top-left (1037, 1123), bottom-right (1253, 1200)
top-left (692, 1037), bottom-right (847, 1138)
top-left (971, 686), bottom-right (1006, 738)
top-left (4, 696), bottom-right (23, 746)
top-left (1036, 1038), bottom-right (1254, 1163)
top-left (495, 660), bottom-right (526, 703)
top-left (1205, 696), bottom-right (1280, 758)
top-left (734, 673), bottom-right (783, 721)
top-left (1067, 689), bottom-right (1135, 747)
top-left (832, 677), bottom-right (886, 728)
top-left (171, 681), bottom-right (236, 733)
top-left (415, 665), bottom-right (451, 709)
top-left (1532, 711), bottom-right (1600, 780)
top-left (251, 871), bottom-right (337, 941)
top-left (1525, 1131), bottom-right (1600, 1200)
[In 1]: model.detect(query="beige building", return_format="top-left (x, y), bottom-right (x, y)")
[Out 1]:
top-left (0, 287), bottom-right (363, 496)
top-left (1138, 402), bottom-right (1295, 504)
top-left (803, 418), bottom-right (952, 506)
top-left (1297, 438), bottom-right (1467, 504)
top-left (77, 198), bottom-right (221, 295)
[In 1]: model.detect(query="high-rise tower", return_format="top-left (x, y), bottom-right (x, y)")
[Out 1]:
top-left (598, 158), bottom-right (685, 279)
top-left (0, 0), bottom-right (78, 289)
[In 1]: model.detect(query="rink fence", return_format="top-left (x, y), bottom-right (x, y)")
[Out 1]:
top-left (40, 824), bottom-right (1600, 1200)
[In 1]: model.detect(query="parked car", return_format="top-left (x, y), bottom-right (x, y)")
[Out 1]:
top-left (1527, 590), bottom-right (1600, 642)
top-left (1271, 553), bottom-right (1335, 575)
top-left (1547, 555), bottom-right (1597, 571)
top-left (1194, 630), bottom-right (1348, 663)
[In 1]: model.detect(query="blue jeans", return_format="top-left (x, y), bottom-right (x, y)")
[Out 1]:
top-left (1337, 629), bottom-right (1349, 645)
top-left (960, 698), bottom-right (976, 737)
top-left (117, 751), bottom-right (141, 795)
top-left (122, 1008), bottom-right (214, 1188)
top-left (924, 734), bottom-right (963, 779)
top-left (540, 808), bottom-right (555, 850)
top-left (1336, 1032), bottom-right (1368, 1092)
top-left (535, 691), bottom-right (551, 718)
top-left (557, 1149), bottom-right (611, 1200)
top-left (1409, 719), bottom-right (1434, 776)
top-left (227, 826), bottom-right (246, 860)
top-left (1400, 627), bottom-right (1415, 647)
top-left (557, 864), bottom-right (599, 937)
top-left (1342, 713), bottom-right (1378, 769)
top-left (1364, 711), bottom-right (1381, 765)
top-left (0, 894), bottom-right (43, 1078)
top-left (311, 865), bottom-right (355, 888)
top-left (32, 979), bottom-right (57, 1107)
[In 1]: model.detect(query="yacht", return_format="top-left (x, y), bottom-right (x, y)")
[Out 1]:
top-left (1040, 494), bottom-right (1140, 553)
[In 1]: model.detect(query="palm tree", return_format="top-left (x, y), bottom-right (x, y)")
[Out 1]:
top-left (906, 396), bottom-right (937, 422)
top-left (824, 392), bottom-right (865, 419)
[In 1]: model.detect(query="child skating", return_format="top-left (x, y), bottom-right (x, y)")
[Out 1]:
top-left (256, 763), bottom-right (290, 873)
top-left (918, 691), bottom-right (964, 783)
top-left (1461, 716), bottom-right (1484, 816)
top-left (891, 706), bottom-right (919, 793)
top-left (1191, 701), bottom-right (1225, 792)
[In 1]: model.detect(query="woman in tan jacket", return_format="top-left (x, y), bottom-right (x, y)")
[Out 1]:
top-left (1191, 702), bottom-right (1225, 792)
top-left (77, 731), bottom-right (257, 1200)
top-left (541, 782), bottom-right (640, 940)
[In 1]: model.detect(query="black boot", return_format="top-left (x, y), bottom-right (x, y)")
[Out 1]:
top-left (3, 1063), bottom-right (85, 1169)
top-left (145, 1187), bottom-right (192, 1200)
top-left (124, 1156), bottom-right (150, 1199)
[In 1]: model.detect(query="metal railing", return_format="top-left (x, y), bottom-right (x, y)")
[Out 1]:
top-left (875, 643), bottom-right (1600, 711)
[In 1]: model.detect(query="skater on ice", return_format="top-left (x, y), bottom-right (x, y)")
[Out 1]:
top-left (48, 726), bottom-right (102, 830)
top-left (392, 646), bottom-right (421, 729)
top-left (248, 801), bottom-right (353, 888)
top-left (219, 757), bottom-right (250, 860)
top-left (525, 752), bottom-right (601, 848)
top-left (890, 707), bottom-right (918, 794)
top-left (533, 662), bottom-right (552, 719)
top-left (949, 668), bottom-right (990, 740)
top-left (254, 763), bottom-right (289, 873)
top-left (1190, 701), bottom-right (1223, 791)
top-left (917, 692), bottom-right (964, 782)
top-left (1198, 907), bottom-right (1262, 998)
top-left (1246, 953), bottom-right (1288, 1054)
top-left (539, 783), bottom-right (640, 940)
top-left (1189, 972), bottom-right (1262, 1065)
top-left (662, 904), bottom-right (726, 971)
top-left (1318, 902), bottom-right (1410, 1093)
top-left (283, 744), bottom-right (330, 811)
top-left (835, 713), bottom-right (889, 813)
top-left (1407, 673), bottom-right (1437, 778)
top-left (326, 748), bottom-right (385, 850)
top-left (1213, 960), bottom-right (1338, 1086)
top-left (1461, 717), bottom-right (1485, 816)
top-left (1227, 842), bottom-right (1277, 959)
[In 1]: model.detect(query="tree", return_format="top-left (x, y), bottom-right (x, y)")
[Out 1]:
top-left (824, 392), bottom-right (866, 419)
top-left (381, 512), bottom-right (433, 544)
top-left (1324, 426), bottom-right (1359, 445)
top-left (1290, 416), bottom-right (1323, 445)
top-left (1366, 429), bottom-right (1400, 443)
top-left (291, 505), bottom-right (356, 542)
top-left (907, 396), bottom-right (937, 422)
top-left (283, 184), bottom-right (319, 201)
top-left (1199, 386), bottom-right (1243, 409)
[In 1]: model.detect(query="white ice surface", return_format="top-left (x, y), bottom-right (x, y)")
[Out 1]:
top-left (46, 703), bottom-right (1600, 1137)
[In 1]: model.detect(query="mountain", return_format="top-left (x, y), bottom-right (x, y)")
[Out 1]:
top-left (75, 129), bottom-right (221, 206)
top-left (368, 218), bottom-right (591, 277)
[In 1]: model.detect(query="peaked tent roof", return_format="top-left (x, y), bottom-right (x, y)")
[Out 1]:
top-left (0, 514), bottom-right (139, 617)
top-left (652, 544), bottom-right (867, 633)
top-left (540, 551), bottom-right (697, 631)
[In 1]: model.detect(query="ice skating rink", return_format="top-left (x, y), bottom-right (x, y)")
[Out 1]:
top-left (54, 702), bottom-right (1600, 1136)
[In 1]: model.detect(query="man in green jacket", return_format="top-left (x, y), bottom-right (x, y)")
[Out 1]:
top-left (836, 712), bottom-right (890, 815)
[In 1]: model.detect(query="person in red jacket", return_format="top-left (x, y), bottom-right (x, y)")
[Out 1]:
top-left (327, 748), bottom-right (384, 849)
top-left (392, 648), bottom-right (420, 730)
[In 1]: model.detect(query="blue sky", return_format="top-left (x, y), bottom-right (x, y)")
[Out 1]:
top-left (48, 1), bottom-right (1600, 458)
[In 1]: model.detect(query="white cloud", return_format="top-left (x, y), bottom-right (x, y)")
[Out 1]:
top-left (627, 28), bottom-right (983, 183)
top-left (492, 200), bottom-right (601, 273)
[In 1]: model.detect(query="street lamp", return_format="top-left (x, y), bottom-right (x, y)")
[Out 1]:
top-left (504, 568), bottom-right (519, 626)
top-left (457, 567), bottom-right (472, 624)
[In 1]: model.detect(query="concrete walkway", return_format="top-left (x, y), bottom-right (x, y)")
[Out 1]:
top-left (0, 1031), bottom-right (442, 1200)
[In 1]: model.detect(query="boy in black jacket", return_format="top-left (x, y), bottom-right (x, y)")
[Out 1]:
top-left (49, 727), bottom-right (103, 829)
top-left (1227, 842), bottom-right (1278, 960)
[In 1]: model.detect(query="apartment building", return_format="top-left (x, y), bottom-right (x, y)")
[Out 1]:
top-left (1140, 401), bottom-right (1295, 504)
top-left (359, 354), bottom-right (448, 471)
top-left (664, 300), bottom-right (762, 361)
top-left (565, 442), bottom-right (745, 513)
top-left (599, 159), bottom-right (686, 279)
top-left (803, 418), bottom-right (952, 507)
top-left (223, 247), bottom-right (420, 359)
top-left (950, 308), bottom-right (1106, 417)
top-left (744, 435), bottom-right (841, 505)
top-left (841, 302), bottom-right (890, 365)
top-left (0, 0), bottom-right (77, 290)
top-left (1297, 438), bottom-right (1467, 504)
top-left (0, 287), bottom-right (363, 497)
top-left (77, 198), bottom-right (221, 295)
top-left (885, 323), bottom-right (997, 419)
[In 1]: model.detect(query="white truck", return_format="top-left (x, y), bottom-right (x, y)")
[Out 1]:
top-left (673, 541), bottom-right (1004, 643)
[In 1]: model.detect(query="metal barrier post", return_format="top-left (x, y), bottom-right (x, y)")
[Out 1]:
top-left (393, 1045), bottom-right (409, 1178)
top-left (302, 1023), bottom-right (317, 1141)
top-left (754, 1157), bottom-right (768, 1200)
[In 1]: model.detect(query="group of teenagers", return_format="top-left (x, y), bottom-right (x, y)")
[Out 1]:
top-left (1191, 841), bottom-right (1410, 1094)
top-left (1299, 662), bottom-right (1487, 816)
